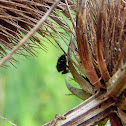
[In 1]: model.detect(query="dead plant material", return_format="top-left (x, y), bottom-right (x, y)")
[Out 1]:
top-left (0, 0), bottom-right (126, 126)
top-left (45, 0), bottom-right (126, 125)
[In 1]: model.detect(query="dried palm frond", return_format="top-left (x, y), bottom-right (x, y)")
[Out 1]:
top-left (0, 0), bottom-right (76, 66)
top-left (44, 0), bottom-right (126, 125)
top-left (1, 0), bottom-right (126, 126)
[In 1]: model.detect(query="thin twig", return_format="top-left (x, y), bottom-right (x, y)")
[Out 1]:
top-left (64, 0), bottom-right (76, 30)
top-left (0, 116), bottom-right (17, 126)
top-left (0, 0), bottom-right (60, 67)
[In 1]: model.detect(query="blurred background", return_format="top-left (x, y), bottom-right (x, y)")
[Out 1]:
top-left (0, 42), bottom-right (82, 126)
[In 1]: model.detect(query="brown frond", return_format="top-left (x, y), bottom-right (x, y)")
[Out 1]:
top-left (76, 0), bottom-right (104, 88)
top-left (0, 0), bottom-right (76, 65)
top-left (76, 0), bottom-right (126, 88)
top-left (1, 0), bottom-right (126, 125)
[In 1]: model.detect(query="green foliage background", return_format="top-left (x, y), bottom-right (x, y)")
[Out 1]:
top-left (0, 43), bottom-right (82, 126)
